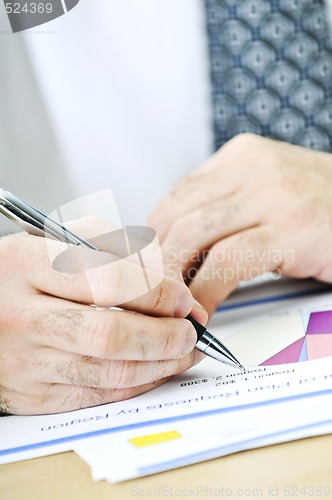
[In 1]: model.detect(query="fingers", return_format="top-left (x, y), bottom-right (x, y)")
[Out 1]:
top-left (0, 230), bottom-right (206, 416)
top-left (145, 133), bottom-right (332, 321)
top-left (189, 226), bottom-right (284, 315)
top-left (147, 161), bottom-right (237, 242)
top-left (160, 193), bottom-right (261, 276)
top-left (147, 134), bottom-right (261, 241)
top-left (29, 347), bottom-right (200, 390)
top-left (0, 298), bottom-right (203, 415)
top-left (1, 348), bottom-right (202, 415)
top-left (0, 379), bottom-right (171, 416)
top-left (3, 232), bottom-right (194, 317)
top-left (26, 300), bottom-right (198, 361)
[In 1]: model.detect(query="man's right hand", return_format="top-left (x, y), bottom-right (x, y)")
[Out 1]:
top-left (0, 223), bottom-right (206, 416)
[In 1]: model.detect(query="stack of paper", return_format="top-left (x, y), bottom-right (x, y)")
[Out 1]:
top-left (73, 356), bottom-right (332, 482)
top-left (1, 278), bottom-right (332, 483)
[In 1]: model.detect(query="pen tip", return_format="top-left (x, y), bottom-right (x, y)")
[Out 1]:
top-left (239, 365), bottom-right (245, 372)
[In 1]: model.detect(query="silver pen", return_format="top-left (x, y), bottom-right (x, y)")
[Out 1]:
top-left (0, 187), bottom-right (245, 371)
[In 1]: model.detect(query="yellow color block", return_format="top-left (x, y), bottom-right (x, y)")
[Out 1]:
top-left (128, 430), bottom-right (182, 448)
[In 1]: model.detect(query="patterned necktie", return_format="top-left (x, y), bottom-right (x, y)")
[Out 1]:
top-left (205, 0), bottom-right (332, 152)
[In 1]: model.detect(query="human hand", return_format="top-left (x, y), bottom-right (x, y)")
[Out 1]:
top-left (0, 220), bottom-right (207, 415)
top-left (148, 133), bottom-right (332, 316)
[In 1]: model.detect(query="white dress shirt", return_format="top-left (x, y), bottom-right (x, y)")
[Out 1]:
top-left (0, 0), bottom-right (211, 227)
top-left (1, 0), bottom-right (332, 228)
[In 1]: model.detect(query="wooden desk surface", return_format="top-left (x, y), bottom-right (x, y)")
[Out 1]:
top-left (1, 435), bottom-right (332, 500)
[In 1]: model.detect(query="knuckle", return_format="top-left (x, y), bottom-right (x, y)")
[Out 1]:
top-left (222, 133), bottom-right (275, 173)
top-left (56, 356), bottom-right (105, 388)
top-left (168, 179), bottom-right (189, 202)
top-left (87, 262), bottom-right (123, 307)
top-left (148, 284), bottom-right (168, 314)
top-left (111, 360), bottom-right (137, 387)
top-left (168, 217), bottom-right (195, 248)
top-left (55, 386), bottom-right (108, 412)
top-left (151, 357), bottom-right (188, 382)
top-left (60, 387), bottom-right (94, 412)
top-left (146, 280), bottom-right (184, 317)
top-left (56, 360), bottom-right (81, 385)
top-left (159, 322), bottom-right (183, 358)
top-left (227, 132), bottom-right (260, 150)
top-left (152, 361), bottom-right (174, 382)
top-left (87, 312), bottom-right (123, 358)
top-left (134, 320), bottom-right (189, 361)
top-left (77, 387), bottom-right (113, 408)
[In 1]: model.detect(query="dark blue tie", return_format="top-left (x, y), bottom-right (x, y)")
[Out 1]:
top-left (205, 0), bottom-right (332, 152)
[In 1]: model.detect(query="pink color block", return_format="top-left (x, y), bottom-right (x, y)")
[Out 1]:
top-left (307, 311), bottom-right (332, 335)
top-left (260, 337), bottom-right (305, 366)
top-left (306, 333), bottom-right (332, 360)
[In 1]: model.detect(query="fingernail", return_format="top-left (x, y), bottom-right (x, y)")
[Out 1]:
top-left (174, 292), bottom-right (193, 317)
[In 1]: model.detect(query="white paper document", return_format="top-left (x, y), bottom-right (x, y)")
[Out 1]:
top-left (74, 390), bottom-right (332, 482)
top-left (1, 278), bottom-right (332, 482)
